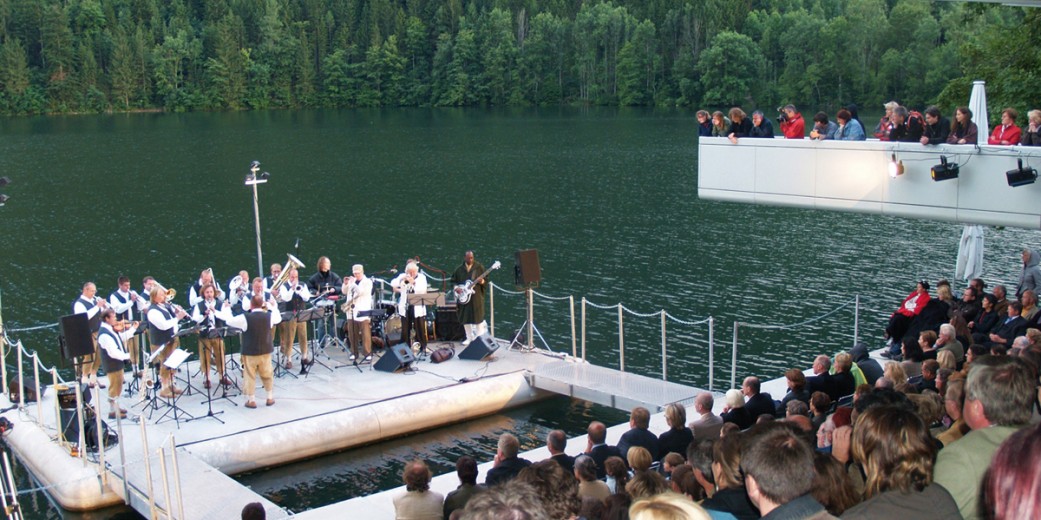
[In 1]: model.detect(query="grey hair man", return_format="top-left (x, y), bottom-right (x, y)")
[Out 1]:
top-left (688, 392), bottom-right (723, 440)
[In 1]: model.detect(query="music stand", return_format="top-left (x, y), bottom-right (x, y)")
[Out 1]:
top-left (155, 349), bottom-right (195, 428)
top-left (272, 311), bottom-right (300, 379)
top-left (137, 347), bottom-right (168, 418)
top-left (407, 292), bottom-right (444, 358)
top-left (297, 306), bottom-right (337, 374)
top-left (206, 327), bottom-right (241, 404)
top-left (124, 328), bottom-right (149, 398)
top-left (174, 327), bottom-right (202, 397)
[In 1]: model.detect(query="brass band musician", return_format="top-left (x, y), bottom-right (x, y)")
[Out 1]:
top-left (391, 261), bottom-right (429, 353)
top-left (108, 276), bottom-right (143, 377)
top-left (191, 283), bottom-right (232, 389)
top-left (264, 263), bottom-right (282, 292)
top-left (72, 282), bottom-right (107, 387)
top-left (228, 270), bottom-right (250, 313)
top-left (342, 264), bottom-right (374, 363)
top-left (98, 308), bottom-right (137, 419)
top-left (146, 285), bottom-right (188, 398)
top-left (275, 268), bottom-right (312, 371)
top-left (188, 268), bottom-right (224, 307)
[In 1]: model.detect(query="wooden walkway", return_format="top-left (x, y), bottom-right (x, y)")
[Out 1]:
top-left (527, 359), bottom-right (715, 412)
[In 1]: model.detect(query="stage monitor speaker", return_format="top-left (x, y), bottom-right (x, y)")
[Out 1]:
top-left (459, 333), bottom-right (499, 361)
top-left (374, 343), bottom-right (416, 373)
top-left (8, 377), bottom-right (42, 403)
top-left (514, 249), bottom-right (541, 287)
top-left (436, 306), bottom-right (465, 341)
top-left (59, 313), bottom-right (94, 360)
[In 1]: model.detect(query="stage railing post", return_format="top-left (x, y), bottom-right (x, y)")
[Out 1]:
top-left (32, 352), bottom-right (42, 425)
top-left (618, 304), bottom-right (625, 373)
top-left (660, 311), bottom-right (667, 381)
top-left (731, 322), bottom-right (739, 390)
top-left (140, 419), bottom-right (157, 517)
top-left (581, 298), bottom-right (587, 361)
top-left (16, 343), bottom-right (24, 410)
top-left (708, 317), bottom-right (715, 392)
top-left (854, 294), bottom-right (860, 348)
top-left (489, 283), bottom-right (495, 338)
top-left (569, 296), bottom-right (577, 358)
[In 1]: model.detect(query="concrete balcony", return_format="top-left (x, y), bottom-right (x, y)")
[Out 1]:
top-left (697, 137), bottom-right (1041, 230)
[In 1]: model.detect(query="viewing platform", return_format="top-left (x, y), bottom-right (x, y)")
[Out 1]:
top-left (697, 137), bottom-right (1041, 230)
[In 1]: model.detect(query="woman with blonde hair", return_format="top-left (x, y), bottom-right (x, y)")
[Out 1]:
top-left (627, 446), bottom-right (653, 474)
top-left (630, 492), bottom-right (711, 520)
top-left (1022, 109), bottom-right (1041, 146)
top-left (936, 349), bottom-right (957, 371)
top-left (843, 406), bottom-right (959, 518)
top-left (883, 361), bottom-right (908, 386)
top-left (658, 403), bottom-right (694, 460)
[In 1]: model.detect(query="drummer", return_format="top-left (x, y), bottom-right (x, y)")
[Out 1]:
top-left (307, 256), bottom-right (342, 346)
top-left (341, 264), bottom-right (374, 363)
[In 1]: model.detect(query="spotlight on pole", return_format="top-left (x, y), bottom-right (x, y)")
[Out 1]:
top-left (1006, 159), bottom-right (1038, 188)
top-left (887, 153), bottom-right (904, 178)
top-left (930, 156), bottom-right (960, 182)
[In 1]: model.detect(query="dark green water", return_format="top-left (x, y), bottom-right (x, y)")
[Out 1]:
top-left (0, 108), bottom-right (1035, 517)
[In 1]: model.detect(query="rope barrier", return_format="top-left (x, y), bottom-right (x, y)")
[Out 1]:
top-left (664, 312), bottom-right (712, 326)
top-left (488, 283), bottom-right (526, 295)
top-left (737, 299), bottom-right (857, 330)
top-left (4, 323), bottom-right (58, 333)
top-left (531, 290), bottom-right (572, 302)
top-left (620, 305), bottom-right (662, 319)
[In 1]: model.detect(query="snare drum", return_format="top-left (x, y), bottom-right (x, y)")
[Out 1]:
top-left (383, 314), bottom-right (403, 345)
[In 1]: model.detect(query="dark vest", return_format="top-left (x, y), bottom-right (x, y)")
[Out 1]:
top-left (148, 305), bottom-right (176, 346)
top-left (74, 297), bottom-right (102, 332)
top-left (241, 311), bottom-right (274, 356)
top-left (111, 291), bottom-right (132, 320)
top-left (287, 284), bottom-right (308, 312)
top-left (195, 298), bottom-right (226, 335)
top-left (98, 327), bottom-right (126, 373)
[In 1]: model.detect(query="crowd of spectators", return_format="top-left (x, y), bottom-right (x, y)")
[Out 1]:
top-left (697, 101), bottom-right (1041, 147)
top-left (390, 263), bottom-right (1040, 520)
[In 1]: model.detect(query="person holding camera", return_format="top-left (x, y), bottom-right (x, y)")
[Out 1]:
top-left (778, 105), bottom-right (805, 139)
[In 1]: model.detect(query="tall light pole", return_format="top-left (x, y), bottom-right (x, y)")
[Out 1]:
top-left (244, 161), bottom-right (270, 277)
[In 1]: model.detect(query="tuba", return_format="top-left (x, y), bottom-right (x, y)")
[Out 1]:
top-left (270, 253), bottom-right (306, 293)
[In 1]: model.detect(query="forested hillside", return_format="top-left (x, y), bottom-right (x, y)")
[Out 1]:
top-left (0, 0), bottom-right (1036, 117)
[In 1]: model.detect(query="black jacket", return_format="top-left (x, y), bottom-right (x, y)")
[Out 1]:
top-left (588, 444), bottom-right (622, 479)
top-left (618, 427), bottom-right (661, 461)
top-left (922, 116), bottom-right (950, 144)
top-left (729, 117), bottom-right (753, 138)
top-left (484, 456), bottom-right (532, 487)
top-left (658, 428), bottom-right (694, 460)
top-left (745, 392), bottom-right (776, 419)
top-left (889, 116), bottom-right (924, 142)
top-left (702, 486), bottom-right (759, 520)
top-left (748, 119), bottom-right (775, 138)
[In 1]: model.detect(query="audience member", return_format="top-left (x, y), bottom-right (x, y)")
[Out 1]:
top-left (987, 301), bottom-right (1026, 347)
top-left (742, 376), bottom-right (775, 418)
top-left (586, 421), bottom-right (622, 479)
top-left (936, 349), bottom-right (957, 372)
top-left (902, 337), bottom-right (925, 376)
top-left (933, 323), bottom-right (965, 364)
top-left (742, 423), bottom-right (836, 519)
top-left (719, 422), bottom-right (740, 437)
top-left (919, 106), bottom-right (950, 145)
top-left (780, 104), bottom-right (805, 138)
top-left (883, 360), bottom-right (908, 386)
top-left (444, 456), bottom-right (482, 519)
top-left (874, 101), bottom-right (898, 138)
top-left (701, 433), bottom-right (757, 520)
top-left (830, 353), bottom-right (857, 399)
top-left (749, 110), bottom-right (775, 138)
top-left (980, 422), bottom-right (1041, 520)
top-left (936, 378), bottom-right (969, 446)
top-left (786, 400), bottom-right (809, 418)
top-left (1020, 109), bottom-right (1041, 146)
top-left (884, 281), bottom-right (931, 357)
top-left (1017, 249), bottom-right (1041, 299)
top-left (1021, 290), bottom-right (1040, 327)
top-left (241, 502), bottom-right (266, 520)
top-left (459, 480), bottom-right (549, 520)
top-left (618, 407), bottom-right (661, 462)
top-left (888, 106), bottom-right (923, 142)
top-left (987, 107), bottom-right (1021, 145)
top-left (835, 109), bottom-right (866, 140)
top-left (484, 433), bottom-right (531, 486)
top-left (669, 464), bottom-right (703, 501)
top-left (915, 359), bottom-right (939, 393)
top-left (810, 452), bottom-right (858, 516)
top-left (711, 111), bottom-right (731, 137)
top-left (515, 460), bottom-right (581, 520)
top-left (629, 492), bottom-right (711, 520)
top-left (627, 446), bottom-right (653, 474)
top-left (603, 493), bottom-right (632, 520)
top-left (727, 107), bottom-right (752, 143)
top-left (947, 107), bottom-right (978, 144)
top-left (808, 391), bottom-right (831, 433)
top-left (934, 357), bottom-right (1035, 519)
top-left (695, 110), bottom-right (712, 137)
top-left (850, 343), bottom-right (882, 386)
top-left (604, 456), bottom-right (629, 494)
top-left (686, 438), bottom-right (715, 498)
top-left (951, 286), bottom-right (981, 323)
top-left (661, 452), bottom-right (684, 475)
top-left (949, 314), bottom-right (974, 350)
top-left (689, 392), bottom-right (724, 440)
top-left (625, 468), bottom-right (669, 501)
top-left (543, 429), bottom-right (575, 474)
top-left (809, 112), bottom-right (837, 140)
top-left (843, 406), bottom-right (959, 519)
top-left (573, 455), bottom-right (610, 502)
top-left (393, 459), bottom-right (444, 520)
top-left (720, 389), bottom-right (753, 430)
top-left (657, 403), bottom-right (693, 460)
top-left (971, 294), bottom-right (1000, 344)
top-left (579, 497), bottom-right (605, 520)
top-left (993, 284), bottom-right (1010, 316)
top-left (806, 355), bottom-right (836, 398)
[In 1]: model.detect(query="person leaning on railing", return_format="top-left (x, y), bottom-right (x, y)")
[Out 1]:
top-left (947, 106), bottom-right (978, 144)
top-left (1021, 109), bottom-right (1041, 146)
top-left (988, 107), bottom-right (1021, 145)
top-left (835, 109), bottom-right (866, 140)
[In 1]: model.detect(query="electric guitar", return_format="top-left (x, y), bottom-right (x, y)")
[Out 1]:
top-left (454, 261), bottom-right (501, 304)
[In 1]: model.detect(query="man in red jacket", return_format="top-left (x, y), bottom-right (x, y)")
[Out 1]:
top-left (779, 105), bottom-right (805, 139)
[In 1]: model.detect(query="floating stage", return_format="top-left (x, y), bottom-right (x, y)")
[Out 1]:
top-left (0, 337), bottom-right (566, 517)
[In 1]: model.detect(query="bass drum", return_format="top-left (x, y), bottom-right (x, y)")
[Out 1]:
top-left (383, 314), bottom-right (403, 346)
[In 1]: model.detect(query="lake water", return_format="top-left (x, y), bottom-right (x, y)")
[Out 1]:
top-left (0, 107), bottom-right (1036, 517)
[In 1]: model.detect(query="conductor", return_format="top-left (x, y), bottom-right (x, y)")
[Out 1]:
top-left (218, 295), bottom-right (281, 408)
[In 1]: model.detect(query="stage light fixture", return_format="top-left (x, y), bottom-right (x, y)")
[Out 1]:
top-left (1006, 159), bottom-right (1038, 188)
top-left (888, 153), bottom-right (904, 178)
top-left (930, 156), bottom-right (960, 182)
top-left (244, 160), bottom-right (269, 185)
top-left (0, 176), bottom-right (10, 187)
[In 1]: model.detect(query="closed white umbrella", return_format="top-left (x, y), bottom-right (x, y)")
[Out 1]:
top-left (968, 80), bottom-right (989, 145)
top-left (956, 224), bottom-right (986, 281)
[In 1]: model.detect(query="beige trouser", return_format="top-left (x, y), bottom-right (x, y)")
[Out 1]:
top-left (242, 354), bottom-right (274, 401)
top-left (82, 333), bottom-right (100, 379)
top-left (151, 338), bottom-right (178, 383)
top-left (278, 320), bottom-right (308, 359)
top-left (126, 336), bottom-right (140, 370)
top-left (348, 319), bottom-right (372, 357)
top-left (198, 337), bottom-right (226, 378)
top-left (107, 370), bottom-right (124, 400)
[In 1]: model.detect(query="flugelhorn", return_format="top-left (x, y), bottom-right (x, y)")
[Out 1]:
top-left (270, 253), bottom-right (305, 292)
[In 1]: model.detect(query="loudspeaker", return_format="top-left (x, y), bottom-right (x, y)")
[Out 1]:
top-left (435, 306), bottom-right (465, 341)
top-left (59, 313), bottom-right (94, 359)
top-left (459, 333), bottom-right (499, 361)
top-left (373, 343), bottom-right (415, 373)
top-left (8, 377), bottom-right (42, 403)
top-left (514, 249), bottom-right (541, 287)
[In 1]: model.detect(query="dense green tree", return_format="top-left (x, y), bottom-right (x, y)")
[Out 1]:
top-left (696, 31), bottom-right (764, 107)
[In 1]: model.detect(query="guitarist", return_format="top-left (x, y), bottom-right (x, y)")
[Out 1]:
top-left (391, 261), bottom-right (429, 353)
top-left (342, 264), bottom-right (374, 363)
top-left (451, 250), bottom-right (488, 346)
